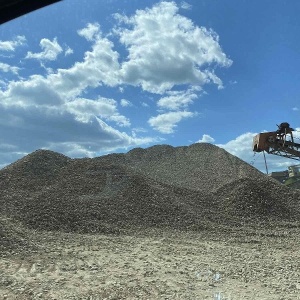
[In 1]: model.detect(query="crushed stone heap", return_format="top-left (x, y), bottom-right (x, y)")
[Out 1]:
top-left (0, 144), bottom-right (299, 234)
top-left (0, 217), bottom-right (35, 255)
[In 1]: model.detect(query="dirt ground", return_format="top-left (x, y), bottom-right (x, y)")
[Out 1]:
top-left (0, 226), bottom-right (300, 300)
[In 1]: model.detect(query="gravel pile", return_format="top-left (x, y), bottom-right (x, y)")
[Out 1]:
top-left (122, 143), bottom-right (264, 193)
top-left (0, 217), bottom-right (36, 256)
top-left (121, 144), bottom-right (300, 221)
top-left (2, 149), bottom-right (71, 190)
top-left (0, 143), bottom-right (299, 235)
top-left (213, 177), bottom-right (300, 222)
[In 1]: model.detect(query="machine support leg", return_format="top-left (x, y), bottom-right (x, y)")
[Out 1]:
top-left (263, 151), bottom-right (269, 174)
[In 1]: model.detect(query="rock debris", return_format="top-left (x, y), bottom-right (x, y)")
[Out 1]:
top-left (0, 143), bottom-right (299, 240)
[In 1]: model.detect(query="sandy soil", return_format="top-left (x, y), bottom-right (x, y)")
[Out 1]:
top-left (0, 226), bottom-right (300, 300)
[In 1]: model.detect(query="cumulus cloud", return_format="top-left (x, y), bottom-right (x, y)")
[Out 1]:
top-left (0, 2), bottom-right (232, 167)
top-left (0, 62), bottom-right (20, 74)
top-left (120, 99), bottom-right (132, 107)
top-left (65, 97), bottom-right (130, 126)
top-left (294, 128), bottom-right (300, 135)
top-left (115, 1), bottom-right (231, 93)
top-left (197, 134), bottom-right (215, 143)
top-left (65, 46), bottom-right (74, 56)
top-left (44, 116), bottom-right (153, 156)
top-left (78, 23), bottom-right (101, 41)
top-left (0, 80), bottom-right (7, 88)
top-left (1, 74), bottom-right (63, 107)
top-left (48, 26), bottom-right (120, 98)
top-left (0, 99), bottom-right (154, 168)
top-left (152, 84), bottom-right (202, 134)
top-left (217, 132), bottom-right (255, 157)
top-left (148, 111), bottom-right (195, 133)
top-left (0, 35), bottom-right (26, 51)
top-left (26, 38), bottom-right (63, 61)
top-left (0, 25), bottom-right (153, 167)
top-left (157, 87), bottom-right (200, 110)
top-left (65, 97), bottom-right (117, 121)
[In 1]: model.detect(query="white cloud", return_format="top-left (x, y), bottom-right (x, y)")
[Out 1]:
top-left (115, 1), bottom-right (232, 93)
top-left (181, 1), bottom-right (192, 10)
top-left (132, 127), bottom-right (147, 134)
top-left (148, 111), bottom-right (195, 133)
top-left (292, 107), bottom-right (299, 111)
top-left (41, 64), bottom-right (54, 74)
top-left (64, 97), bottom-right (131, 127)
top-left (142, 102), bottom-right (149, 107)
top-left (2, 74), bottom-right (63, 107)
top-left (157, 87), bottom-right (200, 110)
top-left (0, 35), bottom-right (26, 51)
top-left (0, 143), bottom-right (18, 151)
top-left (0, 24), bottom-right (124, 127)
top-left (0, 62), bottom-right (20, 74)
top-left (196, 134), bottom-right (215, 143)
top-left (65, 97), bottom-right (117, 122)
top-left (0, 100), bottom-right (153, 168)
top-left (48, 26), bottom-right (120, 98)
top-left (0, 3), bottom-right (232, 167)
top-left (120, 98), bottom-right (132, 107)
top-left (65, 46), bottom-right (74, 56)
top-left (26, 38), bottom-right (63, 61)
top-left (0, 79), bottom-right (7, 88)
top-left (108, 114), bottom-right (131, 127)
top-left (78, 23), bottom-right (101, 41)
top-left (46, 142), bottom-right (96, 158)
top-left (293, 127), bottom-right (300, 141)
top-left (0, 28), bottom-right (151, 168)
top-left (217, 132), bottom-right (255, 157)
top-left (43, 116), bottom-right (155, 156)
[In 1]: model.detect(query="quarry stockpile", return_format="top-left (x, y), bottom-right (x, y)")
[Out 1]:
top-left (0, 217), bottom-right (36, 255)
top-left (0, 143), bottom-right (299, 235)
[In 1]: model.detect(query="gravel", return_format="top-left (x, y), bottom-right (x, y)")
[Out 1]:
top-left (0, 143), bottom-right (299, 239)
top-left (0, 217), bottom-right (36, 256)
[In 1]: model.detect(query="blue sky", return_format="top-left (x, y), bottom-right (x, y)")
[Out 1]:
top-left (0, 0), bottom-right (300, 172)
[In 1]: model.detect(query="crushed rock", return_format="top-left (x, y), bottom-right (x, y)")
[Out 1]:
top-left (0, 143), bottom-right (299, 239)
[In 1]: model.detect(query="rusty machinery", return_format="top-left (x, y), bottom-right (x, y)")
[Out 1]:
top-left (253, 122), bottom-right (300, 161)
